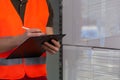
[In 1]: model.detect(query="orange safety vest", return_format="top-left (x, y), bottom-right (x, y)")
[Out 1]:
top-left (0, 0), bottom-right (49, 79)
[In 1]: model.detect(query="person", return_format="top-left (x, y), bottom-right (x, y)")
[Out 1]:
top-left (0, 0), bottom-right (60, 80)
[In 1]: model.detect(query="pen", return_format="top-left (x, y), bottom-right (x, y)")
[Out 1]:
top-left (22, 26), bottom-right (43, 33)
top-left (22, 26), bottom-right (30, 30)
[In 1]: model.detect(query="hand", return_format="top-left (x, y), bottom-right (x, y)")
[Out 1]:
top-left (42, 39), bottom-right (61, 54)
top-left (15, 27), bottom-right (45, 46)
top-left (23, 27), bottom-right (45, 38)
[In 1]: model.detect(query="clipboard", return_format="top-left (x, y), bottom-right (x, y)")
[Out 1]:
top-left (6, 34), bottom-right (66, 59)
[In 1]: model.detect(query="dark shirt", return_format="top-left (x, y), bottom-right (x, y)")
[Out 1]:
top-left (11, 0), bottom-right (53, 27)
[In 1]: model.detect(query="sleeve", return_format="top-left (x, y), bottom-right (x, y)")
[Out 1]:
top-left (46, 0), bottom-right (54, 27)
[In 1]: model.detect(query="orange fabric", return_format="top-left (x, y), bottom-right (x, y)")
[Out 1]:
top-left (0, 75), bottom-right (47, 80)
top-left (0, 64), bottom-right (25, 79)
top-left (0, 0), bottom-right (49, 79)
top-left (24, 64), bottom-right (47, 78)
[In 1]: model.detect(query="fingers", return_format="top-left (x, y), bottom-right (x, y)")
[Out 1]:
top-left (42, 45), bottom-right (56, 54)
top-left (44, 42), bottom-right (59, 52)
top-left (27, 32), bottom-right (45, 37)
top-left (51, 39), bottom-right (61, 48)
top-left (42, 40), bottom-right (61, 54)
top-left (27, 28), bottom-right (41, 33)
top-left (23, 27), bottom-right (45, 37)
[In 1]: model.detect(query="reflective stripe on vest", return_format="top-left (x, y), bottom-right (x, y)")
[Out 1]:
top-left (0, 57), bottom-right (46, 65)
top-left (0, 58), bottom-right (22, 65)
top-left (24, 57), bottom-right (46, 65)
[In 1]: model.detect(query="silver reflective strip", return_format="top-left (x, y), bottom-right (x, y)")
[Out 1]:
top-left (0, 58), bottom-right (22, 65)
top-left (25, 57), bottom-right (46, 65)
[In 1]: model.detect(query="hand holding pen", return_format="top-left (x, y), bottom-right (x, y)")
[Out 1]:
top-left (14, 26), bottom-right (45, 46)
top-left (22, 26), bottom-right (45, 37)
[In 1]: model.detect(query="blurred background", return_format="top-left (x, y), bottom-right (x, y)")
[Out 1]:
top-left (63, 0), bottom-right (120, 80)
top-left (47, 0), bottom-right (120, 80)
